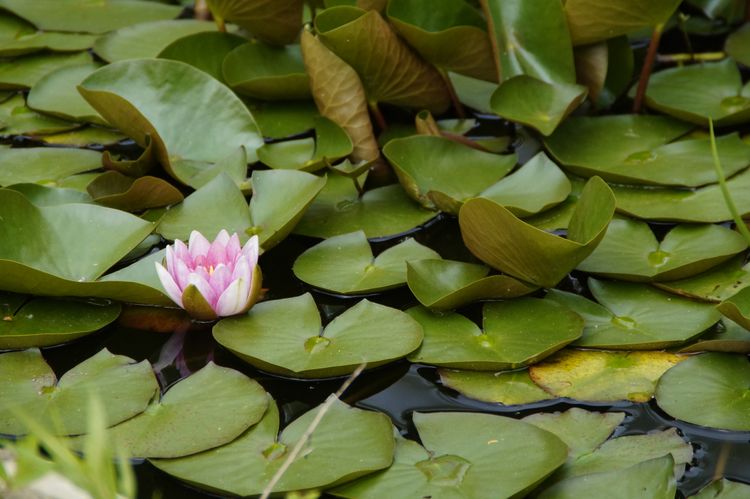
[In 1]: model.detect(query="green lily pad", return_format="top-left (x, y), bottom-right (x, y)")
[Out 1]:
top-left (439, 368), bottom-right (554, 405)
top-left (385, 0), bottom-right (496, 81)
top-left (459, 176), bottom-right (615, 288)
top-left (79, 58), bottom-right (263, 183)
top-left (332, 411), bottom-right (568, 499)
top-left (406, 259), bottom-right (537, 310)
top-left (448, 71), bottom-right (495, 114)
top-left (717, 286), bottom-right (750, 330)
top-left (213, 293), bottom-right (423, 378)
top-left (406, 299), bottom-right (583, 370)
top-left (39, 126), bottom-right (125, 147)
top-left (0, 31), bottom-right (97, 57)
top-left (0, 348), bottom-right (157, 435)
top-left (691, 479), bottom-right (750, 498)
top-left (246, 99), bottom-right (319, 139)
top-left (479, 152), bottom-right (571, 217)
top-left (0, 0), bottom-right (181, 34)
top-left (578, 218), bottom-right (747, 281)
top-left (293, 172), bottom-right (436, 239)
top-left (383, 135), bottom-right (516, 212)
top-left (86, 171), bottom-right (184, 212)
top-left (0, 50), bottom-right (92, 89)
top-left (0, 292), bottom-right (120, 349)
top-left (529, 349), bottom-right (685, 402)
top-left (26, 62), bottom-right (104, 124)
top-left (547, 278), bottom-right (721, 349)
top-left (0, 94), bottom-right (78, 136)
top-left (0, 145), bottom-right (101, 187)
top-left (490, 76), bottom-right (587, 136)
top-left (656, 353), bottom-right (750, 431)
top-left (85, 362), bottom-right (268, 458)
top-left (293, 231), bottom-right (439, 294)
top-left (643, 59), bottom-right (750, 126)
top-left (152, 398), bottom-right (394, 496)
top-left (157, 31), bottom-right (247, 83)
top-left (315, 6), bottom-right (450, 112)
top-left (206, 0), bottom-right (304, 45)
top-left (5, 183), bottom-right (91, 206)
top-left (93, 20), bottom-right (216, 62)
top-left (679, 318), bottom-right (750, 353)
top-left (654, 255), bottom-right (750, 302)
top-left (726, 23), bottom-right (750, 66)
top-left (223, 42), bottom-right (310, 100)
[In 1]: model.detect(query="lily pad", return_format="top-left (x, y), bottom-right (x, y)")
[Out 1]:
top-left (293, 172), bottom-right (436, 239)
top-left (79, 58), bottom-right (263, 183)
top-left (726, 23), bottom-right (750, 66)
top-left (0, 31), bottom-right (97, 57)
top-left (246, 99), bottom-right (319, 140)
top-left (383, 135), bottom-right (516, 212)
top-left (39, 126), bottom-right (125, 147)
top-left (459, 176), bottom-right (615, 288)
top-left (578, 218), bottom-right (747, 281)
top-left (406, 259), bottom-right (537, 310)
top-left (26, 62), bottom-right (104, 124)
top-left (93, 20), bottom-right (216, 62)
top-left (656, 353), bottom-right (750, 431)
top-left (157, 31), bottom-right (247, 83)
top-left (5, 183), bottom-right (91, 206)
top-left (654, 255), bottom-right (750, 302)
top-left (406, 299), bottom-right (583, 370)
top-left (293, 231), bottom-right (439, 294)
top-left (85, 362), bottom-right (268, 458)
top-left (679, 318), bottom-right (750, 353)
top-left (439, 368), bottom-right (554, 405)
top-left (206, 0), bottom-right (304, 45)
top-left (223, 42), bottom-right (310, 100)
top-left (0, 94), bottom-right (78, 136)
top-left (332, 411), bottom-right (568, 499)
top-left (448, 71), bottom-right (495, 114)
top-left (691, 479), bottom-right (750, 498)
top-left (213, 293), bottom-right (423, 378)
top-left (717, 286), bottom-right (750, 330)
top-left (0, 348), bottom-right (157, 435)
top-left (152, 398), bottom-right (394, 496)
top-left (529, 349), bottom-right (685, 402)
top-left (0, 50), bottom-right (92, 89)
top-left (0, 145), bottom-right (101, 187)
top-left (86, 171), bottom-right (184, 212)
top-left (547, 278), bottom-right (721, 349)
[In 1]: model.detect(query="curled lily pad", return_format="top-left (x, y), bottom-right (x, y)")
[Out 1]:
top-left (383, 135), bottom-right (516, 212)
top-left (547, 278), bottom-right (720, 349)
top-left (206, 0), bottom-right (304, 45)
top-left (213, 293), bottom-right (423, 378)
top-left (223, 42), bottom-right (310, 100)
top-left (83, 362), bottom-right (268, 458)
top-left (152, 398), bottom-right (394, 496)
top-left (439, 368), bottom-right (554, 405)
top-left (717, 286), bottom-right (750, 330)
top-left (0, 348), bottom-right (157, 435)
top-left (654, 255), bottom-right (750, 302)
top-left (529, 349), bottom-right (685, 402)
top-left (385, 0), bottom-right (496, 81)
top-left (26, 62), bottom-right (104, 124)
top-left (407, 259), bottom-right (537, 310)
top-left (293, 231), bottom-right (439, 294)
top-left (578, 218), bottom-right (747, 281)
top-left (93, 20), bottom-right (216, 62)
top-left (643, 59), bottom-right (750, 126)
top-left (406, 299), bottom-right (583, 370)
top-left (0, 292), bottom-right (120, 349)
top-left (479, 151), bottom-right (571, 217)
top-left (459, 176), bottom-right (615, 288)
top-left (679, 318), bottom-right (750, 354)
top-left (332, 412), bottom-right (568, 499)
top-left (79, 59), bottom-right (263, 184)
top-left (0, 94), bottom-right (78, 136)
top-left (656, 353), bottom-right (750, 431)
top-left (0, 50), bottom-right (91, 89)
top-left (86, 171), bottom-right (184, 212)
top-left (157, 31), bottom-right (247, 83)
top-left (0, 145), bottom-right (101, 187)
top-left (293, 172), bottom-right (436, 239)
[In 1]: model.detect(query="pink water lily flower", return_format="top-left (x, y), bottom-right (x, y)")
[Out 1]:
top-left (155, 230), bottom-right (262, 320)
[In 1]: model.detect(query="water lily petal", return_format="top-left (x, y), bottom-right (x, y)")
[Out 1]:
top-left (241, 235), bottom-right (260, 268)
top-left (155, 262), bottom-right (184, 307)
top-left (165, 245), bottom-right (176, 274)
top-left (186, 273), bottom-right (218, 310)
top-left (231, 254), bottom-right (252, 283)
top-left (215, 277), bottom-right (246, 316)
top-left (208, 263), bottom-right (232, 295)
top-left (226, 232), bottom-right (242, 262)
top-left (188, 230), bottom-right (211, 259)
top-left (173, 257), bottom-right (192, 290)
top-left (207, 232), bottom-right (230, 268)
top-left (173, 239), bottom-right (191, 267)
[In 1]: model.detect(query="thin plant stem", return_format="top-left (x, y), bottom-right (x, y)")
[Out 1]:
top-left (259, 362), bottom-right (367, 499)
top-left (633, 24), bottom-right (664, 114)
top-left (369, 101), bottom-right (387, 131)
top-left (709, 118), bottom-right (750, 245)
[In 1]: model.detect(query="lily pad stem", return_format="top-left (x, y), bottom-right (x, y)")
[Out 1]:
top-left (352, 176), bottom-right (364, 196)
top-left (633, 23), bottom-right (664, 114)
top-left (709, 118), bottom-right (750, 246)
top-left (369, 101), bottom-right (387, 131)
top-left (440, 69), bottom-right (466, 119)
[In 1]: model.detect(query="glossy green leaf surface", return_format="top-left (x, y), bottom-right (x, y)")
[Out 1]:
top-left (223, 42), bottom-right (310, 100)
top-left (94, 20), bottom-right (216, 62)
top-left (26, 62), bottom-right (104, 124)
top-left (0, 94), bottom-right (78, 136)
top-left (0, 146), bottom-right (101, 187)
top-left (0, 50), bottom-right (91, 89)
top-left (87, 171), bottom-right (184, 212)
top-left (523, 408), bottom-right (624, 459)
top-left (158, 31), bottom-right (247, 83)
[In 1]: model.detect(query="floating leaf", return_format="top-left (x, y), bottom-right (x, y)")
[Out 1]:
top-left (86, 171), bottom-right (184, 212)
top-left (407, 299), bottom-right (583, 370)
top-left (0, 93), bottom-right (78, 136)
top-left (157, 31), bottom-right (247, 83)
top-left (82, 362), bottom-right (268, 458)
top-left (332, 412), bottom-right (568, 499)
top-left (293, 231), bottom-right (439, 294)
top-left (459, 176), bottom-right (615, 288)
top-left (0, 50), bottom-right (91, 89)
top-left (5, 183), bottom-right (91, 206)
top-left (26, 62), bottom-right (104, 124)
top-left (39, 126), bottom-right (125, 147)
top-left (0, 292), bottom-right (120, 349)
top-left (679, 318), bottom-right (750, 354)
top-left (655, 255), bottom-right (750, 302)
top-left (223, 42), bottom-right (310, 100)
top-left (383, 135), bottom-right (516, 212)
top-left (726, 23), bottom-right (750, 66)
top-left (213, 293), bottom-right (423, 378)
top-left (0, 348), bottom-right (157, 435)
top-left (152, 399), bottom-right (394, 496)
top-left (448, 71), bottom-right (496, 113)
top-left (0, 146), bottom-right (101, 187)
top-left (79, 59), bottom-right (264, 184)
top-left (717, 286), bottom-right (750, 330)
top-left (247, 99), bottom-right (319, 140)
top-left (656, 353), bottom-right (750, 431)
top-left (0, 31), bottom-right (97, 57)
top-left (529, 349), bottom-right (685, 402)
top-left (407, 259), bottom-right (537, 310)
top-left (691, 479), bottom-right (750, 498)
top-left (206, 0), bottom-right (304, 45)
top-left (93, 20), bottom-right (216, 62)
top-left (439, 368), bottom-right (554, 405)
top-left (578, 218), bottom-right (747, 281)
top-left (547, 278), bottom-right (720, 349)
